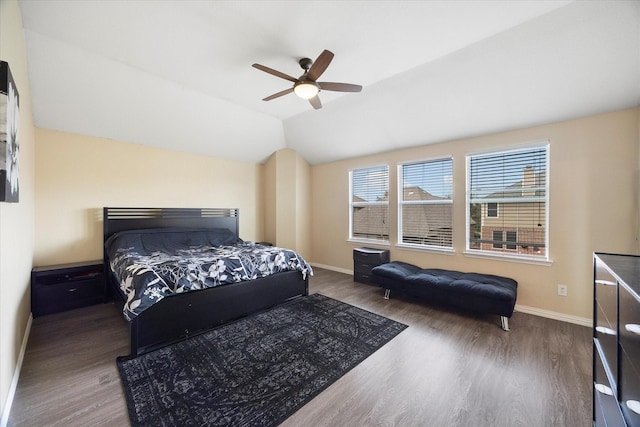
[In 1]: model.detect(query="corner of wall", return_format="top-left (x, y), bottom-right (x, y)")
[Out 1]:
top-left (263, 152), bottom-right (277, 245)
top-left (263, 148), bottom-right (312, 259)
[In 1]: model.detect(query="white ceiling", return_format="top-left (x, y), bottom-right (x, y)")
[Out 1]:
top-left (18, 1), bottom-right (640, 165)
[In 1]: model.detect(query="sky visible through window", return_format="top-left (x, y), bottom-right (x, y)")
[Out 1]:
top-left (352, 166), bottom-right (388, 202)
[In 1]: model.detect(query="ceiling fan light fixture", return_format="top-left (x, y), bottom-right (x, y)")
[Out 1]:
top-left (294, 82), bottom-right (319, 99)
top-left (254, 50), bottom-right (360, 110)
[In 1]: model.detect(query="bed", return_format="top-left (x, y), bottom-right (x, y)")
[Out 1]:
top-left (103, 207), bottom-right (310, 357)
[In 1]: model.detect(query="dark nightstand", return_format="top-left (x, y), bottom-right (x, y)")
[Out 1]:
top-left (353, 247), bottom-right (390, 284)
top-left (31, 260), bottom-right (106, 317)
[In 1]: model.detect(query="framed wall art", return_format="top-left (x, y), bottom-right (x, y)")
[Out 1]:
top-left (0, 60), bottom-right (19, 203)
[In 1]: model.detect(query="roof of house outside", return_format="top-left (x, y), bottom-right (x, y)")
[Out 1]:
top-left (352, 186), bottom-right (452, 238)
top-left (401, 187), bottom-right (451, 236)
top-left (482, 170), bottom-right (546, 200)
top-left (352, 205), bottom-right (389, 237)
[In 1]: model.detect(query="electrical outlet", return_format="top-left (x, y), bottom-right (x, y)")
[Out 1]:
top-left (557, 284), bottom-right (568, 297)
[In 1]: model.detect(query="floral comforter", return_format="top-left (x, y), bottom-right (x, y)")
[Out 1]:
top-left (106, 228), bottom-right (313, 320)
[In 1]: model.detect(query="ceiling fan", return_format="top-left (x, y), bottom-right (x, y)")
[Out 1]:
top-left (252, 49), bottom-right (362, 110)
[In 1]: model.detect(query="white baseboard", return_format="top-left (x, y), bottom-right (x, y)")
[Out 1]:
top-left (515, 304), bottom-right (591, 327)
top-left (1, 314), bottom-right (32, 427)
top-left (310, 262), bottom-right (352, 275)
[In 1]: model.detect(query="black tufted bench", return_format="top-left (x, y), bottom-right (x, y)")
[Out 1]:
top-left (370, 261), bottom-right (518, 330)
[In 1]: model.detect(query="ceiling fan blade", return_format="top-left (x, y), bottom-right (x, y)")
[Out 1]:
top-left (252, 63), bottom-right (298, 83)
top-left (308, 95), bottom-right (322, 110)
top-left (318, 82), bottom-right (363, 92)
top-left (262, 88), bottom-right (294, 101)
top-left (306, 50), bottom-right (334, 81)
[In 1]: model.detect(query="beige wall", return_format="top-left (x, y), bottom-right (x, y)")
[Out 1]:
top-left (34, 129), bottom-right (264, 265)
top-left (274, 149), bottom-right (297, 249)
top-left (0, 0), bottom-right (37, 417)
top-left (263, 148), bottom-right (311, 259)
top-left (311, 108), bottom-right (639, 320)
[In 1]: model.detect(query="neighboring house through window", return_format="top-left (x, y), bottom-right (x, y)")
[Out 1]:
top-left (349, 165), bottom-right (389, 243)
top-left (467, 143), bottom-right (549, 259)
top-left (398, 157), bottom-right (453, 249)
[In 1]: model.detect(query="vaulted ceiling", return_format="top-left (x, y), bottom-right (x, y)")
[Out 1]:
top-left (18, 1), bottom-right (640, 165)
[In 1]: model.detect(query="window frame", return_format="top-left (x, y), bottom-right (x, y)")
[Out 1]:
top-left (465, 142), bottom-right (551, 264)
top-left (397, 156), bottom-right (454, 253)
top-left (348, 164), bottom-right (390, 245)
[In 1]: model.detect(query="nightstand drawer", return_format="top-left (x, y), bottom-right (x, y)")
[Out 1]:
top-left (354, 262), bottom-right (377, 274)
top-left (354, 271), bottom-right (372, 283)
top-left (31, 261), bottom-right (105, 317)
top-left (353, 247), bottom-right (390, 264)
top-left (33, 277), bottom-right (104, 316)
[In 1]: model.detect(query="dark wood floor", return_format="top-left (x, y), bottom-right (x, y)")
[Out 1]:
top-left (8, 268), bottom-right (592, 426)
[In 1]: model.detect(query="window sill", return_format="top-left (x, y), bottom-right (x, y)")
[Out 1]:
top-left (463, 250), bottom-right (553, 266)
top-left (347, 239), bottom-right (390, 248)
top-left (395, 243), bottom-right (455, 255)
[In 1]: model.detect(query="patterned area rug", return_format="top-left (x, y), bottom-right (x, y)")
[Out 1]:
top-left (117, 293), bottom-right (407, 427)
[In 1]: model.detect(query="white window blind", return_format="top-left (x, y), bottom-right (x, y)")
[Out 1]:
top-left (398, 158), bottom-right (453, 249)
top-left (350, 165), bottom-right (389, 242)
top-left (467, 145), bottom-right (548, 259)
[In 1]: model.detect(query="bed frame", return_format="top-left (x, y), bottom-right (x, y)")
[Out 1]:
top-left (103, 207), bottom-right (309, 357)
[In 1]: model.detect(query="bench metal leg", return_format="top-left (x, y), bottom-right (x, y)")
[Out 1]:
top-left (384, 289), bottom-right (390, 300)
top-left (500, 316), bottom-right (510, 331)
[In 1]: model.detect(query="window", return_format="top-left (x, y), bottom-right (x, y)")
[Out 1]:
top-left (487, 202), bottom-right (498, 217)
top-left (349, 165), bottom-right (389, 243)
top-left (398, 157), bottom-right (453, 249)
top-left (467, 144), bottom-right (549, 259)
top-left (506, 231), bottom-right (517, 250)
top-left (492, 231), bottom-right (503, 249)
top-left (492, 230), bottom-right (518, 250)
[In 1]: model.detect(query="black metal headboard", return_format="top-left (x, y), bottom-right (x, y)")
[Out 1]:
top-left (103, 207), bottom-right (240, 242)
